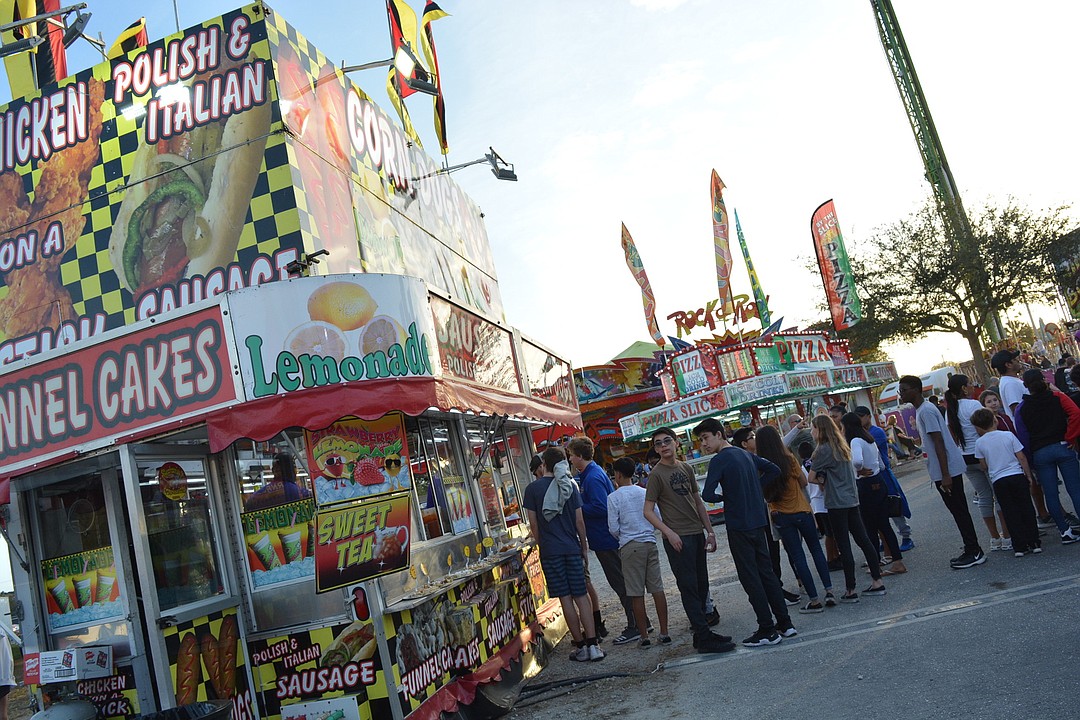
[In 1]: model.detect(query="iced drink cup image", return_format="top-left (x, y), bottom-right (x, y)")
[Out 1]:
top-left (73, 573), bottom-right (95, 608)
top-left (249, 532), bottom-right (282, 570)
top-left (279, 529), bottom-right (304, 564)
top-left (95, 569), bottom-right (117, 604)
top-left (47, 577), bottom-right (76, 614)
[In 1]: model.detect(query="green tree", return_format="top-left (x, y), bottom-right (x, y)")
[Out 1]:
top-left (845, 197), bottom-right (1071, 381)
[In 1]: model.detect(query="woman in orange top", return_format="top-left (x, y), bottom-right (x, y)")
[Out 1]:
top-left (756, 426), bottom-right (834, 613)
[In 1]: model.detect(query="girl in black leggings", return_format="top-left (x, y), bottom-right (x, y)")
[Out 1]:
top-left (808, 416), bottom-right (887, 602)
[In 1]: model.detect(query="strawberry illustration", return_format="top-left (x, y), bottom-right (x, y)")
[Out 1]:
top-left (353, 457), bottom-right (384, 486)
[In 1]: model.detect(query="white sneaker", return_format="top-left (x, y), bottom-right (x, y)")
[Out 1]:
top-left (989, 537), bottom-right (1002, 551)
top-left (569, 646), bottom-right (590, 662)
top-left (1061, 529), bottom-right (1080, 545)
top-left (1000, 539), bottom-right (1013, 552)
top-left (588, 644), bottom-right (606, 661)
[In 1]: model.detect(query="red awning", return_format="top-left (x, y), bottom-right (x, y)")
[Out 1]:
top-left (206, 376), bottom-right (581, 452)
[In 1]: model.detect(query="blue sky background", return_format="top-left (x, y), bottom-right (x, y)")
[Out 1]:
top-left (1, 0), bottom-right (1078, 586)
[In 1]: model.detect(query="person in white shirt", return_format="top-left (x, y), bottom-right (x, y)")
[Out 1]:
top-left (972, 408), bottom-right (1041, 556)
top-left (991, 349), bottom-right (1026, 420)
top-left (945, 374), bottom-right (1010, 551)
top-left (608, 457), bottom-right (670, 647)
top-left (0, 633), bottom-right (15, 720)
top-left (840, 413), bottom-right (906, 574)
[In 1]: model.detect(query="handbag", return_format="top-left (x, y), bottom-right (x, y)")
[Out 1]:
top-left (886, 494), bottom-right (903, 518)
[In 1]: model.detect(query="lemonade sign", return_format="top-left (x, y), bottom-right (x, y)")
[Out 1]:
top-left (228, 274), bottom-right (438, 400)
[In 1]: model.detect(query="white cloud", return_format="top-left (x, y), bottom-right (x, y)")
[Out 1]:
top-left (630, 0), bottom-right (690, 11)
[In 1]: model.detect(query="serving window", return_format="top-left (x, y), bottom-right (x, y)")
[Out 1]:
top-left (407, 416), bottom-right (479, 542)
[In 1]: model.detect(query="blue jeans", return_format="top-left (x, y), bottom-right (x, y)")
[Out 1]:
top-left (773, 511), bottom-right (832, 601)
top-left (1031, 443), bottom-right (1080, 532)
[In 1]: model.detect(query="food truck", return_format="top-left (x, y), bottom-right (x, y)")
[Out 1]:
top-left (0, 5), bottom-right (576, 720)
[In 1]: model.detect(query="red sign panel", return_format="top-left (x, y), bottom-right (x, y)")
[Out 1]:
top-left (0, 306), bottom-right (235, 472)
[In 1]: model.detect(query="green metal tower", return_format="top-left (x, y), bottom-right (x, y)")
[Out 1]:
top-left (870, 0), bottom-right (1004, 341)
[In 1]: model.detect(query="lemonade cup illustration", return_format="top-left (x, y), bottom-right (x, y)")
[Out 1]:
top-left (249, 533), bottom-right (282, 570)
top-left (95, 570), bottom-right (117, 605)
top-left (73, 573), bottom-right (95, 608)
top-left (279, 529), bottom-right (304, 564)
top-left (47, 577), bottom-right (76, 614)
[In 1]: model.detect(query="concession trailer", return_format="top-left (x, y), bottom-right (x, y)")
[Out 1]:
top-left (0, 5), bottom-right (575, 720)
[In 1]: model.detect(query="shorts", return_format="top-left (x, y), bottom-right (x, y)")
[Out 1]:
top-left (619, 540), bottom-right (663, 596)
top-left (0, 685), bottom-right (10, 699)
top-left (540, 553), bottom-right (587, 598)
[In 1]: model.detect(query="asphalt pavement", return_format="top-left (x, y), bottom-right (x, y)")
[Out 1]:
top-left (510, 459), bottom-right (1080, 720)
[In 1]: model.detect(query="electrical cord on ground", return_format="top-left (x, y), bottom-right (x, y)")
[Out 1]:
top-left (513, 664), bottom-right (663, 709)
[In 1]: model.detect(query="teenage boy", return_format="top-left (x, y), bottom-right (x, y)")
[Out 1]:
top-left (898, 375), bottom-right (986, 569)
top-left (523, 447), bottom-right (605, 662)
top-left (643, 427), bottom-right (735, 654)
top-left (568, 437), bottom-right (640, 644)
top-left (694, 418), bottom-right (794, 647)
top-left (608, 457), bottom-right (670, 647)
top-left (972, 408), bottom-right (1041, 556)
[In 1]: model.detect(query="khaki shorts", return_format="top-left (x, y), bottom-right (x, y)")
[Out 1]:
top-left (619, 540), bottom-right (663, 596)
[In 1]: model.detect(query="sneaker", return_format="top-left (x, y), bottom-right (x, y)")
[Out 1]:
top-left (742, 629), bottom-right (782, 647)
top-left (696, 636), bottom-right (736, 654)
top-left (692, 631), bottom-right (733, 648)
top-left (1032, 546), bottom-right (1043, 554)
top-left (899, 538), bottom-right (915, 552)
top-left (588, 644), bottom-right (606, 661)
top-left (1014, 550), bottom-right (1025, 558)
top-left (1037, 515), bottom-right (1055, 529)
top-left (658, 634), bottom-right (672, 644)
top-left (950, 550), bottom-right (987, 569)
top-left (1061, 528), bottom-right (1080, 545)
top-left (704, 608), bottom-right (720, 626)
top-left (1000, 539), bottom-right (1013, 552)
top-left (569, 646), bottom-right (591, 662)
top-left (783, 590), bottom-right (801, 605)
top-left (839, 591), bottom-right (859, 603)
top-left (799, 601), bottom-right (825, 614)
top-left (638, 638), bottom-right (652, 648)
top-left (1065, 512), bottom-right (1080, 529)
top-left (862, 585), bottom-right (886, 596)
top-left (776, 622), bottom-right (798, 638)
top-left (613, 629), bottom-right (641, 645)
top-left (824, 591), bottom-right (837, 607)
top-left (989, 537), bottom-right (1002, 551)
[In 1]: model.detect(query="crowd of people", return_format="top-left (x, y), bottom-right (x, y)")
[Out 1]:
top-left (522, 353), bottom-right (1080, 661)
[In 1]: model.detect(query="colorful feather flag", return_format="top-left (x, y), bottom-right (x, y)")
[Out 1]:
top-left (107, 16), bottom-right (148, 59)
top-left (621, 223), bottom-right (666, 348)
top-left (420, 2), bottom-right (449, 155)
top-left (811, 199), bottom-right (862, 331)
top-left (710, 171), bottom-right (734, 314)
top-left (733, 209), bottom-right (772, 328)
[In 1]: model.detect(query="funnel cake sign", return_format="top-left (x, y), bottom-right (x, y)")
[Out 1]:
top-left (0, 306), bottom-right (234, 472)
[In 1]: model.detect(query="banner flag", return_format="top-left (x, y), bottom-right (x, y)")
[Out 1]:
top-left (811, 199), bottom-right (863, 331)
top-left (710, 170), bottom-right (734, 314)
top-left (420, 2), bottom-right (449, 155)
top-left (621, 223), bottom-right (666, 348)
top-left (733, 209), bottom-right (772, 328)
top-left (107, 16), bottom-right (149, 59)
top-left (385, 0), bottom-right (425, 146)
top-left (2, 0), bottom-right (39, 97)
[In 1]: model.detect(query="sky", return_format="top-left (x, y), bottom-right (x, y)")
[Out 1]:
top-left (0, 0), bottom-right (1076, 590)
top-left (4, 0), bottom-right (1076, 371)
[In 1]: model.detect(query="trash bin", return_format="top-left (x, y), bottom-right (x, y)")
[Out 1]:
top-left (132, 700), bottom-right (233, 720)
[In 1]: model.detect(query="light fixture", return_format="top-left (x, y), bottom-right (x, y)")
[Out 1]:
top-left (61, 9), bottom-right (91, 48)
top-left (0, 3), bottom-right (101, 61)
top-left (412, 147), bottom-right (518, 183)
top-left (286, 249), bottom-right (330, 276)
top-left (337, 43), bottom-right (438, 97)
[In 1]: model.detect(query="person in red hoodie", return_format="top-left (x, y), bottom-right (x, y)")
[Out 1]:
top-left (1014, 369), bottom-right (1080, 544)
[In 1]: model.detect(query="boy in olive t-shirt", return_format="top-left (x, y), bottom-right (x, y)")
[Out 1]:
top-left (643, 427), bottom-right (734, 654)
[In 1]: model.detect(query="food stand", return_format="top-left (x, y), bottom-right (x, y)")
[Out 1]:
top-left (0, 5), bottom-right (576, 720)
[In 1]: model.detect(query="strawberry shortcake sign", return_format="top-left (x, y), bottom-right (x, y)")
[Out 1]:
top-left (305, 414), bottom-right (412, 507)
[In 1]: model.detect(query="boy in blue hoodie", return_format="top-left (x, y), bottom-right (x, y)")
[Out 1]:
top-left (568, 436), bottom-right (642, 644)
